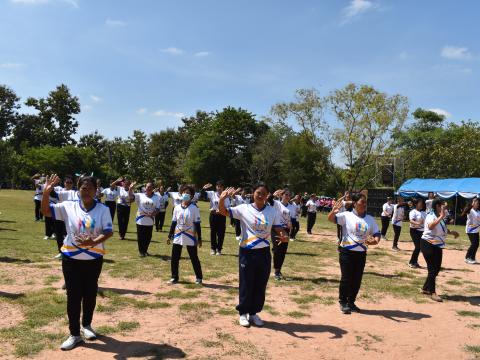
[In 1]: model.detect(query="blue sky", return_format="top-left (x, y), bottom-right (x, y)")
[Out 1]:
top-left (0, 0), bottom-right (478, 140)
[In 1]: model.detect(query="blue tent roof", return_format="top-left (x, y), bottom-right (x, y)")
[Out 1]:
top-left (397, 178), bottom-right (480, 199)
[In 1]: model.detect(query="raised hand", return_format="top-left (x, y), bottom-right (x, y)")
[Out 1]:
top-left (203, 183), bottom-right (213, 190)
top-left (129, 181), bottom-right (137, 191)
top-left (44, 174), bottom-right (60, 192)
top-left (273, 189), bottom-right (284, 198)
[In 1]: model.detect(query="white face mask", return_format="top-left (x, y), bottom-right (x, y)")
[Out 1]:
top-left (181, 193), bottom-right (191, 202)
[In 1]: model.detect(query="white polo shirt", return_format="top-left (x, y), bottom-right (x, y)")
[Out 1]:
top-left (117, 187), bottom-right (131, 206)
top-left (422, 213), bottom-right (447, 248)
top-left (172, 203), bottom-right (201, 246)
top-left (273, 200), bottom-right (292, 229)
top-left (102, 187), bottom-right (119, 202)
top-left (409, 209), bottom-right (426, 231)
top-left (134, 193), bottom-right (161, 226)
top-left (336, 210), bottom-right (380, 252)
top-left (391, 204), bottom-right (405, 226)
top-left (466, 209), bottom-right (480, 234)
top-left (206, 190), bottom-right (230, 211)
top-left (381, 203), bottom-right (394, 217)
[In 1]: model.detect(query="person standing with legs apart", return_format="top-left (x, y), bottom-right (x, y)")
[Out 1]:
top-left (421, 199), bottom-right (459, 302)
top-left (408, 198), bottom-right (426, 268)
top-left (464, 198), bottom-right (480, 264)
top-left (32, 174), bottom-right (44, 221)
top-left (101, 179), bottom-right (120, 222)
top-left (391, 197), bottom-right (405, 251)
top-left (328, 193), bottom-right (381, 314)
top-left (218, 184), bottom-right (288, 327)
top-left (380, 197), bottom-right (394, 240)
top-left (271, 189), bottom-right (293, 280)
top-left (130, 182), bottom-right (160, 257)
top-left (41, 174), bottom-right (113, 351)
top-left (154, 185), bottom-right (169, 232)
top-left (116, 179), bottom-right (132, 240)
top-left (167, 185), bottom-right (203, 285)
top-left (289, 195), bottom-right (302, 241)
top-left (202, 181), bottom-right (230, 255)
top-left (306, 194), bottom-right (317, 235)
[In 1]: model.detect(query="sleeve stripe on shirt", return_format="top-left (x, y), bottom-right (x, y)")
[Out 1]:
top-left (49, 205), bottom-right (56, 220)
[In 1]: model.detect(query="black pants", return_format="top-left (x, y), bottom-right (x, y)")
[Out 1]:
top-left (34, 199), bottom-right (43, 220)
top-left (307, 212), bottom-right (316, 233)
top-left (237, 246), bottom-right (271, 315)
top-left (209, 213), bottom-right (226, 251)
top-left (45, 216), bottom-right (55, 237)
top-left (466, 233), bottom-right (479, 260)
top-left (105, 201), bottom-right (116, 222)
top-left (155, 211), bottom-right (166, 231)
top-left (409, 229), bottom-right (422, 265)
top-left (137, 224), bottom-right (153, 255)
top-left (290, 219), bottom-right (300, 239)
top-left (54, 220), bottom-right (67, 253)
top-left (421, 240), bottom-right (442, 294)
top-left (338, 247), bottom-right (366, 305)
top-left (171, 243), bottom-right (202, 280)
top-left (62, 256), bottom-right (103, 336)
top-left (234, 219), bottom-right (242, 237)
top-left (301, 205), bottom-right (307, 217)
top-left (272, 226), bottom-right (289, 273)
top-left (337, 224), bottom-right (342, 242)
top-left (117, 205), bottom-right (130, 239)
top-left (392, 224), bottom-right (402, 247)
top-left (380, 216), bottom-right (390, 237)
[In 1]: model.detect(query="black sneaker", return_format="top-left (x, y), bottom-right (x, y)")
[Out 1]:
top-left (349, 303), bottom-right (361, 313)
top-left (274, 272), bottom-right (282, 281)
top-left (340, 303), bottom-right (351, 314)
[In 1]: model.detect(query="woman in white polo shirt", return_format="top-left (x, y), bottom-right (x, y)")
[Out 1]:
top-left (421, 199), bottom-right (459, 302)
top-left (101, 179), bottom-right (120, 221)
top-left (306, 194), bottom-right (317, 235)
top-left (202, 181), bottom-right (229, 255)
top-left (328, 193), bottom-right (381, 314)
top-left (116, 179), bottom-right (132, 240)
top-left (464, 197), bottom-right (480, 264)
top-left (218, 183), bottom-right (288, 328)
top-left (391, 197), bottom-right (405, 251)
top-left (271, 189), bottom-right (293, 280)
top-left (41, 174), bottom-right (113, 351)
top-left (408, 198), bottom-right (426, 268)
top-left (167, 184), bottom-right (203, 284)
top-left (380, 197), bottom-right (394, 240)
top-left (130, 182), bottom-right (160, 257)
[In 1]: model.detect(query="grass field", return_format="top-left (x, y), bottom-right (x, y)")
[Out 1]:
top-left (0, 189), bottom-right (479, 359)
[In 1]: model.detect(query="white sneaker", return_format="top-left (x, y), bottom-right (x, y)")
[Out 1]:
top-left (51, 233), bottom-right (56, 239)
top-left (81, 325), bottom-right (97, 340)
top-left (43, 236), bottom-right (49, 240)
top-left (236, 236), bottom-right (242, 241)
top-left (216, 251), bottom-right (222, 256)
top-left (60, 335), bottom-right (83, 350)
top-left (289, 238), bottom-right (295, 242)
top-left (239, 314), bottom-right (250, 327)
top-left (54, 253), bottom-right (62, 259)
top-left (466, 258), bottom-right (478, 265)
top-left (210, 250), bottom-right (216, 255)
top-left (249, 314), bottom-right (264, 327)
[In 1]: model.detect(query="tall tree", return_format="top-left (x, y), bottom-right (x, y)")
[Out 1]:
top-left (328, 83), bottom-right (409, 191)
top-left (0, 85), bottom-right (20, 139)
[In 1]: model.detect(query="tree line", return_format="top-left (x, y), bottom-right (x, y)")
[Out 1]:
top-left (1, 83), bottom-right (479, 194)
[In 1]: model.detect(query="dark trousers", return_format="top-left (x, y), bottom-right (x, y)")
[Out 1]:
top-left (137, 224), bottom-right (153, 255)
top-left (237, 247), bottom-right (271, 315)
top-left (234, 219), bottom-right (241, 237)
top-left (34, 199), bottom-right (43, 220)
top-left (54, 220), bottom-right (67, 253)
top-left (466, 233), bottom-right (479, 260)
top-left (337, 224), bottom-right (342, 241)
top-left (409, 229), bottom-right (422, 265)
top-left (290, 219), bottom-right (300, 239)
top-left (392, 224), bottom-right (402, 247)
top-left (171, 243), bottom-right (203, 280)
top-left (62, 256), bottom-right (103, 336)
top-left (105, 201), bottom-right (116, 222)
top-left (307, 212), bottom-right (316, 233)
top-left (209, 213), bottom-right (226, 251)
top-left (380, 216), bottom-right (390, 237)
top-left (421, 241), bottom-right (442, 294)
top-left (155, 211), bottom-right (166, 231)
top-left (45, 216), bottom-right (55, 237)
top-left (117, 205), bottom-right (130, 239)
top-left (272, 240), bottom-right (289, 273)
top-left (339, 247), bottom-right (366, 305)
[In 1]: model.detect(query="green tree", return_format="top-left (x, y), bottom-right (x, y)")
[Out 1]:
top-left (0, 85), bottom-right (20, 139)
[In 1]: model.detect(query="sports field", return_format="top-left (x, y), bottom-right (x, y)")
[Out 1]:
top-left (0, 190), bottom-right (479, 359)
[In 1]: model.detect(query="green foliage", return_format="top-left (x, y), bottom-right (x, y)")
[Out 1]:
top-left (0, 84), bottom-right (20, 139)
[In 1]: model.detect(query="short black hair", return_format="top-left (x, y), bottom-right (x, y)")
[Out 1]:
top-left (179, 184), bottom-right (195, 196)
top-left (252, 182), bottom-right (269, 193)
top-left (216, 180), bottom-right (225, 187)
top-left (77, 176), bottom-right (97, 190)
top-left (351, 192), bottom-right (366, 203)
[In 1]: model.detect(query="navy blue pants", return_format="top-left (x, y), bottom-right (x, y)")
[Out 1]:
top-left (237, 247), bottom-right (271, 315)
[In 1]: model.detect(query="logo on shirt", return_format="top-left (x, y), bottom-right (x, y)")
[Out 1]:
top-left (253, 215), bottom-right (269, 234)
top-left (354, 221), bottom-right (369, 239)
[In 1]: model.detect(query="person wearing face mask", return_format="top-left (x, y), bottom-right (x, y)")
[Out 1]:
top-left (421, 199), bottom-right (459, 302)
top-left (129, 182), bottom-right (161, 257)
top-left (41, 174), bottom-right (113, 351)
top-left (116, 178), bottom-right (133, 240)
top-left (167, 185), bottom-right (203, 285)
top-left (218, 183), bottom-right (288, 327)
top-left (202, 180), bottom-right (230, 256)
top-left (328, 193), bottom-right (381, 314)
top-left (271, 189), bottom-right (293, 280)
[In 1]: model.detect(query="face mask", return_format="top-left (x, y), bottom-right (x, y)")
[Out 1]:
top-left (181, 193), bottom-right (191, 202)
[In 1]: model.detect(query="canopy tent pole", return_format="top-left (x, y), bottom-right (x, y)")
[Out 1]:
top-left (454, 195), bottom-right (458, 225)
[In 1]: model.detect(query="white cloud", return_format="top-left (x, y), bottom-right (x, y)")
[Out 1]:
top-left (428, 108), bottom-right (451, 118)
top-left (10, 0), bottom-right (78, 8)
top-left (89, 95), bottom-right (102, 103)
top-left (152, 110), bottom-right (185, 118)
top-left (342, 0), bottom-right (376, 22)
top-left (441, 46), bottom-right (472, 60)
top-left (136, 108), bottom-right (147, 115)
top-left (0, 62), bottom-right (24, 69)
top-left (161, 47), bottom-right (184, 55)
top-left (194, 51), bottom-right (211, 57)
top-left (105, 18), bottom-right (127, 27)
